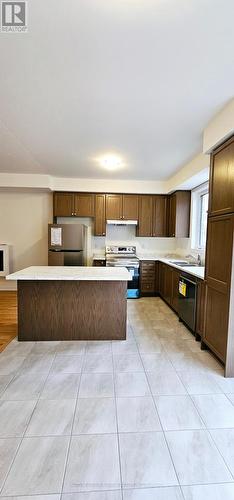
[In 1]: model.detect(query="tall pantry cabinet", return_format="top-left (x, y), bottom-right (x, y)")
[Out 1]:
top-left (203, 136), bottom-right (234, 376)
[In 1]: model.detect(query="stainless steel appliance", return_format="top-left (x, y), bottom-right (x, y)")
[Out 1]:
top-left (48, 224), bottom-right (87, 266)
top-left (105, 246), bottom-right (140, 298)
top-left (178, 275), bottom-right (197, 331)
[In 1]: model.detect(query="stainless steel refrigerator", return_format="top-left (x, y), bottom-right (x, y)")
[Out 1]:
top-left (48, 224), bottom-right (87, 266)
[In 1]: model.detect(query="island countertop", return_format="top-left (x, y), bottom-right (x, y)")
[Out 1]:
top-left (6, 266), bottom-right (132, 281)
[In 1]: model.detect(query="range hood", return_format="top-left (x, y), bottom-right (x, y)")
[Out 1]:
top-left (106, 220), bottom-right (138, 226)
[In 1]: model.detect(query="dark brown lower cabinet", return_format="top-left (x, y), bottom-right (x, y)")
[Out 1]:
top-left (140, 261), bottom-right (156, 295)
top-left (195, 279), bottom-right (206, 338)
top-left (171, 269), bottom-right (180, 313)
top-left (203, 214), bottom-right (234, 370)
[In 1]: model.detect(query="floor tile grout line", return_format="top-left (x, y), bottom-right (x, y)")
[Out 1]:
top-left (59, 342), bottom-right (86, 498)
top-left (132, 308), bottom-right (182, 491)
top-left (0, 349), bottom-right (59, 495)
top-left (111, 333), bottom-right (124, 500)
top-left (190, 396), bottom-right (234, 482)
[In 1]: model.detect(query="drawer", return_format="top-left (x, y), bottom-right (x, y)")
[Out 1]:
top-left (141, 283), bottom-right (155, 292)
top-left (141, 271), bottom-right (155, 279)
top-left (141, 262), bottom-right (155, 269)
top-left (141, 277), bottom-right (155, 284)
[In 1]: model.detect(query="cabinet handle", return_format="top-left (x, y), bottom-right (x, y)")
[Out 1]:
top-left (71, 212), bottom-right (74, 216)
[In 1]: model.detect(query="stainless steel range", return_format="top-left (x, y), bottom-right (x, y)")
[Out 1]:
top-left (105, 246), bottom-right (140, 299)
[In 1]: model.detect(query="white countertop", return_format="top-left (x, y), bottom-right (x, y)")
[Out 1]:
top-left (158, 258), bottom-right (205, 280)
top-left (6, 266), bottom-right (132, 281)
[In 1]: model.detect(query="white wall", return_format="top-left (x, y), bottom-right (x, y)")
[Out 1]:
top-left (0, 190), bottom-right (53, 289)
top-left (203, 98), bottom-right (234, 153)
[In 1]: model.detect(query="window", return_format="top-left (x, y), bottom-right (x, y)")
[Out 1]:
top-left (191, 183), bottom-right (209, 251)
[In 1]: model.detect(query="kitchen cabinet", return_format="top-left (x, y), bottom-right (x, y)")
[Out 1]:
top-left (137, 196), bottom-right (153, 237)
top-left (94, 194), bottom-right (106, 236)
top-left (74, 193), bottom-right (95, 217)
top-left (106, 194), bottom-right (122, 220)
top-left (168, 191), bottom-right (191, 237)
top-left (171, 269), bottom-right (180, 312)
top-left (152, 196), bottom-right (168, 237)
top-left (122, 194), bottom-right (138, 220)
top-left (140, 261), bottom-right (156, 295)
top-left (106, 194), bottom-right (138, 221)
top-left (164, 265), bottom-right (173, 305)
top-left (54, 192), bottom-right (74, 217)
top-left (138, 195), bottom-right (168, 237)
top-left (209, 137), bottom-right (234, 217)
top-left (53, 192), bottom-right (94, 218)
top-left (158, 262), bottom-right (165, 297)
top-left (203, 214), bottom-right (234, 363)
top-left (196, 279), bottom-right (206, 339)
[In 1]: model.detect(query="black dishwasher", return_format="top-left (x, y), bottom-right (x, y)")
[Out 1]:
top-left (178, 275), bottom-right (197, 332)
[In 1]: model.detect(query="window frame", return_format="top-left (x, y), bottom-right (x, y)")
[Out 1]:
top-left (190, 182), bottom-right (209, 252)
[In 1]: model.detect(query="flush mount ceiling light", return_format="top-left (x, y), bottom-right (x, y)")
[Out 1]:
top-left (97, 154), bottom-right (125, 171)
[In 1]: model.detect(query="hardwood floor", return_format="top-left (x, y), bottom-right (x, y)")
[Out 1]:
top-left (0, 291), bottom-right (17, 352)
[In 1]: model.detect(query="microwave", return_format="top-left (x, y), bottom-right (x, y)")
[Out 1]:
top-left (0, 245), bottom-right (9, 277)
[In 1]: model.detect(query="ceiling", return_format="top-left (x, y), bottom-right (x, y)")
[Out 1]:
top-left (0, 0), bottom-right (234, 181)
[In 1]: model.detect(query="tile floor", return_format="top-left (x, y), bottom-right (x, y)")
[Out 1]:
top-left (0, 297), bottom-right (234, 499)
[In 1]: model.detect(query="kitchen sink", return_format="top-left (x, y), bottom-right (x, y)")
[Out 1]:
top-left (169, 260), bottom-right (199, 267)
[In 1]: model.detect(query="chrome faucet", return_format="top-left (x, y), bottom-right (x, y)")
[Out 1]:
top-left (197, 254), bottom-right (201, 266)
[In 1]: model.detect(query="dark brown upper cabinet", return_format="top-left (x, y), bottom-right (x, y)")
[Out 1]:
top-left (73, 193), bottom-right (94, 217)
top-left (209, 137), bottom-right (234, 217)
top-left (94, 194), bottom-right (106, 237)
top-left (106, 194), bottom-right (138, 220)
top-left (53, 192), bottom-right (74, 217)
top-left (122, 194), bottom-right (138, 220)
top-left (168, 191), bottom-right (191, 237)
top-left (106, 194), bottom-right (122, 220)
top-left (137, 195), bottom-right (153, 236)
top-left (137, 195), bottom-right (168, 237)
top-left (53, 192), bottom-right (94, 218)
top-left (152, 195), bottom-right (168, 237)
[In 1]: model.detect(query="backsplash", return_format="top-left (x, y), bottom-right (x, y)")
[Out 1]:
top-left (94, 225), bottom-right (178, 257)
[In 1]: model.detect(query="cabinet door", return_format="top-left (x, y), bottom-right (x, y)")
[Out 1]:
top-left (94, 194), bottom-right (106, 236)
top-left (74, 193), bottom-right (95, 217)
top-left (137, 196), bottom-right (153, 236)
top-left (152, 196), bottom-right (168, 237)
top-left (168, 194), bottom-right (176, 237)
top-left (203, 214), bottom-right (234, 361)
top-left (209, 139), bottom-right (234, 216)
top-left (196, 280), bottom-right (206, 337)
top-left (164, 265), bottom-right (173, 305)
top-left (106, 194), bottom-right (122, 220)
top-left (171, 269), bottom-right (180, 312)
top-left (53, 192), bottom-right (74, 217)
top-left (122, 195), bottom-right (138, 220)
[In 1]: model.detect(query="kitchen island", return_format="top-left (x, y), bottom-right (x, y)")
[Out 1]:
top-left (6, 266), bottom-right (131, 341)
